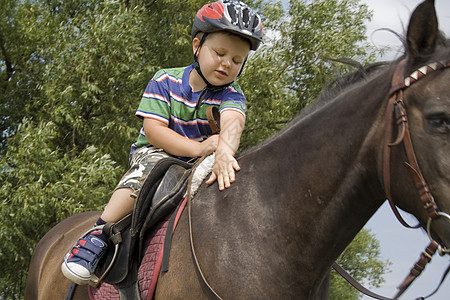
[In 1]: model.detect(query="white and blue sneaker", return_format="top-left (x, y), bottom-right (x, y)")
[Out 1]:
top-left (61, 228), bottom-right (108, 285)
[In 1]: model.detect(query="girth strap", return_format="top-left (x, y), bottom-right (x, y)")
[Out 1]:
top-left (64, 282), bottom-right (78, 300)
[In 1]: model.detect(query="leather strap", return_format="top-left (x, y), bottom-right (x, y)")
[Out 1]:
top-left (64, 282), bottom-right (78, 300)
top-left (332, 263), bottom-right (393, 300)
top-left (395, 241), bottom-right (438, 298)
top-left (333, 241), bottom-right (442, 300)
top-left (117, 262), bottom-right (141, 300)
top-left (207, 106), bottom-right (221, 134)
top-left (383, 60), bottom-right (421, 228)
top-left (417, 262), bottom-right (450, 299)
top-left (383, 59), bottom-right (440, 227)
top-left (187, 156), bottom-right (224, 300)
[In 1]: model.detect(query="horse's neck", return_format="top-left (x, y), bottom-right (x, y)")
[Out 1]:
top-left (245, 71), bottom-right (390, 262)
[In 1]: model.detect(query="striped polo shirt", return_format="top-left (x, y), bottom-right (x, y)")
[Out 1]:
top-left (132, 64), bottom-right (246, 154)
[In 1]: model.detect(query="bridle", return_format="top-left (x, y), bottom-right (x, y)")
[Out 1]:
top-left (371, 58), bottom-right (450, 299)
top-left (334, 59), bottom-right (450, 300)
top-left (383, 58), bottom-right (450, 254)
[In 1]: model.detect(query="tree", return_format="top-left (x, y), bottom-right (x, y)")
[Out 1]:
top-left (0, 0), bottom-right (390, 298)
top-left (330, 229), bottom-right (391, 299)
top-left (0, 0), bottom-right (44, 157)
top-left (0, 0), bottom-right (207, 167)
top-left (239, 0), bottom-right (376, 149)
top-left (0, 120), bottom-right (122, 298)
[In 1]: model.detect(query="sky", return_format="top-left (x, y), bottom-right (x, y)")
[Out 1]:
top-left (362, 0), bottom-right (450, 60)
top-left (359, 1), bottom-right (450, 299)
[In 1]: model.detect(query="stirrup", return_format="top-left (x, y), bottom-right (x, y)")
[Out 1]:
top-left (62, 225), bottom-right (107, 286)
top-left (90, 214), bottom-right (132, 286)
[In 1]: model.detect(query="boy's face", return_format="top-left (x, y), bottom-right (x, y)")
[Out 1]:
top-left (193, 32), bottom-right (250, 87)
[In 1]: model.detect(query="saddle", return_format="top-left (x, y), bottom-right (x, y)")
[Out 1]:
top-left (90, 106), bottom-right (220, 297)
top-left (93, 157), bottom-right (196, 297)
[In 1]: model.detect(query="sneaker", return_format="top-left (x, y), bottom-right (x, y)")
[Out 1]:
top-left (61, 228), bottom-right (108, 285)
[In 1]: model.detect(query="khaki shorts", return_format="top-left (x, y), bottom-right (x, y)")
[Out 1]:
top-left (115, 146), bottom-right (170, 195)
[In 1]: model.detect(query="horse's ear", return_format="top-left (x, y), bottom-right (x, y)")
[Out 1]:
top-left (406, 0), bottom-right (438, 64)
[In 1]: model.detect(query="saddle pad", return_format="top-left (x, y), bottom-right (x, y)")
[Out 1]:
top-left (88, 197), bottom-right (188, 300)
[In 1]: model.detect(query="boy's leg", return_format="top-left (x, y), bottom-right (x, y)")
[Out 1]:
top-left (61, 188), bottom-right (136, 285)
top-left (101, 188), bottom-right (135, 223)
top-left (61, 146), bottom-right (170, 284)
top-left (61, 189), bottom-right (134, 285)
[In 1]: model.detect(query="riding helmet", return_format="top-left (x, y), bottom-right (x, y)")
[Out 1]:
top-left (192, 0), bottom-right (263, 51)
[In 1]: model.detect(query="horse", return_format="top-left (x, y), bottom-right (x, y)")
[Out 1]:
top-left (25, 0), bottom-right (450, 298)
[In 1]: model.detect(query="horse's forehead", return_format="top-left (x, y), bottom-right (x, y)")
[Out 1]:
top-left (427, 68), bottom-right (450, 90)
top-left (407, 68), bottom-right (450, 104)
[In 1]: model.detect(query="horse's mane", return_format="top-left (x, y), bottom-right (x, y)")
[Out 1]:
top-left (241, 60), bottom-right (392, 155)
top-left (299, 31), bottom-right (450, 118)
top-left (297, 60), bottom-right (392, 119)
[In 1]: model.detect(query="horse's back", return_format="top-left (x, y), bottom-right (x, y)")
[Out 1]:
top-left (25, 211), bottom-right (100, 300)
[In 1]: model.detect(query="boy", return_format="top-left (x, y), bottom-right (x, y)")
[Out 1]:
top-left (62, 0), bottom-right (263, 285)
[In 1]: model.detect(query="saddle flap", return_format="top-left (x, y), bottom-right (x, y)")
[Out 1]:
top-left (131, 157), bottom-right (192, 237)
top-left (151, 164), bottom-right (188, 207)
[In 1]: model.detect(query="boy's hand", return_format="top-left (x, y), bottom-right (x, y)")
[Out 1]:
top-left (206, 151), bottom-right (240, 191)
top-left (205, 110), bottom-right (245, 190)
top-left (199, 134), bottom-right (219, 156)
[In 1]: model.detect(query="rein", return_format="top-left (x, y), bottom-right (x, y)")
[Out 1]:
top-left (186, 155), bottom-right (224, 300)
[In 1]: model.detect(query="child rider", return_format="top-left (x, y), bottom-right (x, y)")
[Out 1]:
top-left (62, 0), bottom-right (263, 285)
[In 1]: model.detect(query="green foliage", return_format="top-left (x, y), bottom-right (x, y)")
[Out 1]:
top-left (0, 0), bottom-right (389, 298)
top-left (0, 119), bottom-right (121, 298)
top-left (239, 0), bottom-right (376, 149)
top-left (1, 0), bottom-right (208, 166)
top-left (0, 0), bottom-right (44, 156)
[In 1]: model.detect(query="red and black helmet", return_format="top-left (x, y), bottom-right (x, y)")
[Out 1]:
top-left (192, 0), bottom-right (263, 51)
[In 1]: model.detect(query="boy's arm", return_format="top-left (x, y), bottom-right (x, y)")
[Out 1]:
top-left (143, 118), bottom-right (218, 157)
top-left (206, 110), bottom-right (245, 190)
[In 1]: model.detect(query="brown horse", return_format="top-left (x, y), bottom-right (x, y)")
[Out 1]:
top-left (25, 0), bottom-right (450, 299)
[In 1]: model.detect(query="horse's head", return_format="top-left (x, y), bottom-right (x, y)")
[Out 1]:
top-left (388, 0), bottom-right (450, 253)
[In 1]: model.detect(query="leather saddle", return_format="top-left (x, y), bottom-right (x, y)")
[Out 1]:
top-left (92, 106), bottom-right (219, 291)
top-left (94, 157), bottom-right (196, 287)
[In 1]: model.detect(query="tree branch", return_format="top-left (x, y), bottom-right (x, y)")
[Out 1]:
top-left (145, 0), bottom-right (158, 9)
top-left (0, 29), bottom-right (14, 82)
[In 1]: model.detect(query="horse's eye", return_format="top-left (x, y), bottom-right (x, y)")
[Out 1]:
top-left (427, 114), bottom-right (450, 133)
